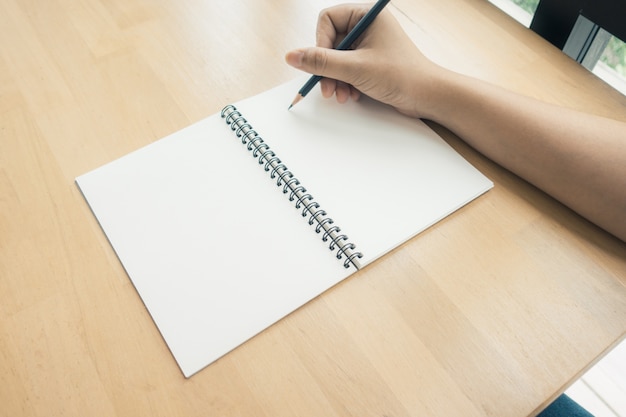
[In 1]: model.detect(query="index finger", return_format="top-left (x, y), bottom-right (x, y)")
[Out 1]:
top-left (316, 4), bottom-right (370, 49)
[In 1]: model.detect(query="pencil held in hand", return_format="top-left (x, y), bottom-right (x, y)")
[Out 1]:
top-left (288, 0), bottom-right (391, 109)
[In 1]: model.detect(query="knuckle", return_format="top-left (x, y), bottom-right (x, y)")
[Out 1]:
top-left (311, 49), bottom-right (328, 73)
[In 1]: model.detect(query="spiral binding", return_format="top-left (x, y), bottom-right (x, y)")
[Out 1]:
top-left (220, 104), bottom-right (363, 269)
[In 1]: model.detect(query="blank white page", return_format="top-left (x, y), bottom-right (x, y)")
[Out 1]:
top-left (236, 78), bottom-right (493, 265)
top-left (76, 77), bottom-right (492, 377)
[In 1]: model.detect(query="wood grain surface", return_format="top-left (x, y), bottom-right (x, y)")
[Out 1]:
top-left (1, 0), bottom-right (625, 416)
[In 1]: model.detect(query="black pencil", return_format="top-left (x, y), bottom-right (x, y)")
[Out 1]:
top-left (288, 0), bottom-right (392, 109)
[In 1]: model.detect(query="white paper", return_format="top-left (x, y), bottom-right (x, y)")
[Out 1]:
top-left (76, 77), bottom-right (492, 377)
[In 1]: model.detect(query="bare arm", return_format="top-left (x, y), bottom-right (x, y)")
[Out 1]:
top-left (286, 4), bottom-right (626, 241)
top-left (425, 71), bottom-right (626, 241)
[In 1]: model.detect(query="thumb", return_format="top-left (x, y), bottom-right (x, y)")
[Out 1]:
top-left (285, 47), bottom-right (357, 84)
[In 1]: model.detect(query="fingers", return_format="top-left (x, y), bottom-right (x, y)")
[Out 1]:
top-left (316, 4), bottom-right (369, 49)
top-left (284, 47), bottom-right (361, 103)
top-left (335, 81), bottom-right (351, 103)
top-left (285, 3), bottom-right (421, 110)
top-left (285, 47), bottom-right (360, 84)
top-left (284, 47), bottom-right (356, 101)
top-left (319, 78), bottom-right (337, 98)
top-left (305, 3), bottom-right (372, 100)
top-left (320, 78), bottom-right (361, 102)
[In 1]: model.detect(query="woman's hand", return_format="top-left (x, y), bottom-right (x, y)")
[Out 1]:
top-left (285, 4), bottom-right (442, 118)
top-left (285, 3), bottom-right (626, 242)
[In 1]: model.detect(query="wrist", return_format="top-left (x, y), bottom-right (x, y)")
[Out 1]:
top-left (410, 65), bottom-right (461, 122)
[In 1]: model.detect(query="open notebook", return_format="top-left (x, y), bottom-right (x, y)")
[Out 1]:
top-left (76, 77), bottom-right (493, 377)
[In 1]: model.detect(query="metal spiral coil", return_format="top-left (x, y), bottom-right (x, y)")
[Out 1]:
top-left (220, 104), bottom-right (363, 269)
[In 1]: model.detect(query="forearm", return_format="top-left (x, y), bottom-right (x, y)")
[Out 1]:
top-left (286, 5), bottom-right (626, 241)
top-left (423, 70), bottom-right (626, 241)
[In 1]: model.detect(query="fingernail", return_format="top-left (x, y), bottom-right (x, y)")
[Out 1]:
top-left (286, 50), bottom-right (304, 68)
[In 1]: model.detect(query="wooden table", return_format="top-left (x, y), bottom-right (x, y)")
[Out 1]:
top-left (2, 0), bottom-right (625, 416)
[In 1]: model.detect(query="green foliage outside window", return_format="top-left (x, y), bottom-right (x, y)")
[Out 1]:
top-left (509, 0), bottom-right (540, 14)
top-left (600, 37), bottom-right (626, 78)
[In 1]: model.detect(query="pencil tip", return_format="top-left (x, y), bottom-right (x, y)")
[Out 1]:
top-left (288, 104), bottom-right (293, 110)
top-left (289, 94), bottom-right (303, 110)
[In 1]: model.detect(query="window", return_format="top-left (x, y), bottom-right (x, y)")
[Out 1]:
top-left (487, 0), bottom-right (539, 27)
top-left (508, 0), bottom-right (539, 16)
top-left (563, 15), bottom-right (626, 95)
top-left (594, 36), bottom-right (626, 95)
top-left (489, 0), bottom-right (626, 95)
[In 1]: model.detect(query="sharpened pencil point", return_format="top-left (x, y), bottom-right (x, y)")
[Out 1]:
top-left (289, 94), bottom-right (303, 110)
